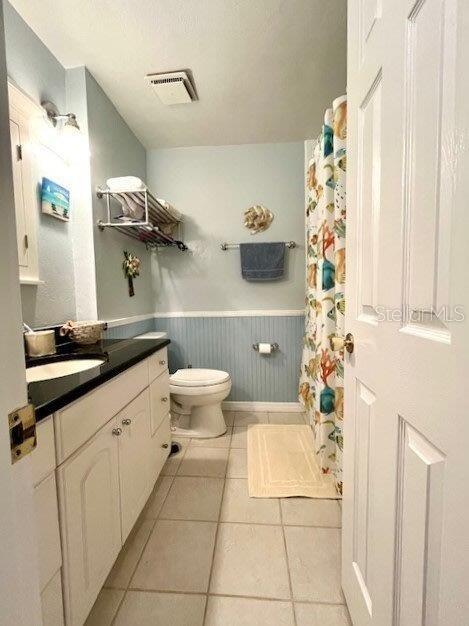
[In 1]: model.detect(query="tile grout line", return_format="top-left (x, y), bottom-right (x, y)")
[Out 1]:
top-left (121, 585), bottom-right (347, 606)
top-left (279, 497), bottom-right (298, 626)
top-left (109, 441), bottom-right (189, 625)
top-left (201, 414), bottom-right (234, 626)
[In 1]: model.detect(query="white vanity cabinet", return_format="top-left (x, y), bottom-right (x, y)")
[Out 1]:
top-left (52, 348), bottom-right (170, 626)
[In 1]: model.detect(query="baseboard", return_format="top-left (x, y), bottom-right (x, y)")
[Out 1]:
top-left (222, 401), bottom-right (303, 413)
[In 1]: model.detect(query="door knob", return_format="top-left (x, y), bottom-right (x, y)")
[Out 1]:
top-left (122, 418), bottom-right (132, 426)
top-left (330, 333), bottom-right (355, 354)
top-left (161, 397), bottom-right (168, 403)
top-left (112, 427), bottom-right (123, 436)
top-left (159, 360), bottom-right (166, 365)
top-left (344, 333), bottom-right (354, 353)
top-left (162, 443), bottom-right (169, 449)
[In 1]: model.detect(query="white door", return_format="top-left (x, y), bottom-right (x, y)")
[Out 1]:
top-left (117, 389), bottom-right (152, 541)
top-left (343, 0), bottom-right (469, 624)
top-left (0, 6), bottom-right (43, 625)
top-left (57, 419), bottom-right (121, 626)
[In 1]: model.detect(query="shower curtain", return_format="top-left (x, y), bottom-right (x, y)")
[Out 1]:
top-left (299, 96), bottom-right (347, 494)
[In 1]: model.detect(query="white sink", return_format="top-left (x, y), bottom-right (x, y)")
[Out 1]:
top-left (26, 358), bottom-right (105, 383)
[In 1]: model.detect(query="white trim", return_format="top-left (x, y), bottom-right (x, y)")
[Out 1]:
top-left (105, 309), bottom-right (305, 327)
top-left (105, 313), bottom-right (155, 328)
top-left (155, 309), bottom-right (304, 318)
top-left (20, 278), bottom-right (45, 286)
top-left (222, 401), bottom-right (303, 413)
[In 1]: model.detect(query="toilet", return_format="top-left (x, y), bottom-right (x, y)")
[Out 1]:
top-left (170, 368), bottom-right (232, 438)
top-left (134, 332), bottom-right (231, 439)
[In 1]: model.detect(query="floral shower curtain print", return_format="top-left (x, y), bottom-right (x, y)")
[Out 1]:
top-left (299, 95), bottom-right (347, 494)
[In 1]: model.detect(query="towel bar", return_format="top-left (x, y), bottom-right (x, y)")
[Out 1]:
top-left (220, 241), bottom-right (296, 251)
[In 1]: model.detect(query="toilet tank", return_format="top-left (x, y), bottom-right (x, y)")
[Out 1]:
top-left (133, 331), bottom-right (168, 340)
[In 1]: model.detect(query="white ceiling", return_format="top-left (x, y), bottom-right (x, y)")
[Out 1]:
top-left (9, 0), bottom-right (347, 149)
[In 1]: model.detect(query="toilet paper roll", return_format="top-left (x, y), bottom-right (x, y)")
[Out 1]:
top-left (258, 342), bottom-right (272, 354)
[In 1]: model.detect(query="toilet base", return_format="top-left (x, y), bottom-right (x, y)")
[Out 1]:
top-left (171, 404), bottom-right (227, 439)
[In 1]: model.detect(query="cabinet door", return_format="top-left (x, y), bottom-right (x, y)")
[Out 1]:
top-left (118, 389), bottom-right (153, 541)
top-left (8, 82), bottom-right (40, 284)
top-left (150, 415), bottom-right (171, 485)
top-left (57, 419), bottom-right (121, 626)
top-left (149, 369), bottom-right (170, 434)
top-left (9, 119), bottom-right (29, 269)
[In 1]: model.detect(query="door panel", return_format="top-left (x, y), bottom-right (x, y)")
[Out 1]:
top-left (357, 72), bottom-right (382, 324)
top-left (394, 419), bottom-right (445, 626)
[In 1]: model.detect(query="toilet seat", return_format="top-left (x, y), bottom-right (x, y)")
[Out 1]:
top-left (170, 379), bottom-right (231, 397)
top-left (170, 368), bottom-right (230, 387)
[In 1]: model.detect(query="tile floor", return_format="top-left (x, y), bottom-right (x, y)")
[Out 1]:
top-left (85, 411), bottom-right (350, 626)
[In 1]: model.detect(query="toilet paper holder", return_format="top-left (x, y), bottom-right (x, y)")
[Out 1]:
top-left (252, 342), bottom-right (279, 352)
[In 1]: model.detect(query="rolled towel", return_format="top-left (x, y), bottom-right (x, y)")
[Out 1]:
top-left (116, 193), bottom-right (144, 220)
top-left (156, 198), bottom-right (182, 221)
top-left (106, 176), bottom-right (145, 192)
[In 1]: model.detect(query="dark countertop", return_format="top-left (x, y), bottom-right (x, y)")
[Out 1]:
top-left (27, 338), bottom-right (170, 422)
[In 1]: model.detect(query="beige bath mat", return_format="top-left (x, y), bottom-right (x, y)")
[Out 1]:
top-left (247, 424), bottom-right (339, 499)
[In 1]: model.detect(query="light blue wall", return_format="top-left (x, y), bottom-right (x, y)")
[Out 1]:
top-left (4, 1), bottom-right (77, 327)
top-left (154, 316), bottom-right (303, 402)
top-left (3, 1), bottom-right (65, 110)
top-left (146, 142), bottom-right (306, 402)
top-left (104, 317), bottom-right (155, 340)
top-left (86, 70), bottom-right (155, 321)
top-left (104, 314), bottom-right (304, 403)
top-left (147, 142), bottom-right (305, 312)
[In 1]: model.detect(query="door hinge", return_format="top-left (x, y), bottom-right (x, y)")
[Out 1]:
top-left (24, 234), bottom-right (29, 250)
top-left (16, 144), bottom-right (22, 161)
top-left (9, 403), bottom-right (36, 464)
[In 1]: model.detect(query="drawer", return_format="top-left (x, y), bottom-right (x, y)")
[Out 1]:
top-left (149, 369), bottom-right (170, 434)
top-left (150, 414), bottom-right (171, 485)
top-left (148, 347), bottom-right (168, 383)
top-left (55, 359), bottom-right (148, 463)
top-left (34, 472), bottom-right (62, 591)
top-left (41, 569), bottom-right (64, 626)
top-left (31, 417), bottom-right (56, 485)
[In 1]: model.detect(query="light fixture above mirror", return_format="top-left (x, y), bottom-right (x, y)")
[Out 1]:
top-left (41, 100), bottom-right (80, 132)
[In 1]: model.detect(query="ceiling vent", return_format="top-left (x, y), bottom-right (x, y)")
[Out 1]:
top-left (145, 71), bottom-right (196, 105)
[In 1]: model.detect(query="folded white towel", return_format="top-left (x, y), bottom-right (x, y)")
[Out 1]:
top-left (106, 176), bottom-right (146, 192)
top-left (156, 198), bottom-right (182, 221)
top-left (116, 193), bottom-right (144, 220)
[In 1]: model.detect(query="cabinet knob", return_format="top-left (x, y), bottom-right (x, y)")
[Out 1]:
top-left (162, 443), bottom-right (169, 449)
top-left (122, 418), bottom-right (132, 426)
top-left (112, 427), bottom-right (123, 436)
top-left (159, 360), bottom-right (166, 366)
top-left (161, 397), bottom-right (168, 403)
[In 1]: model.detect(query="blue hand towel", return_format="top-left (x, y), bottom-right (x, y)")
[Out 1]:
top-left (239, 242), bottom-right (286, 281)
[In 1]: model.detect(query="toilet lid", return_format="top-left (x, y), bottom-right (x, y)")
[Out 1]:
top-left (170, 368), bottom-right (230, 387)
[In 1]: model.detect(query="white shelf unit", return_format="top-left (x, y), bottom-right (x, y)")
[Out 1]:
top-left (96, 187), bottom-right (187, 251)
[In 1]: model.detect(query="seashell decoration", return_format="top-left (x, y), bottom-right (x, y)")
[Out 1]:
top-left (244, 205), bottom-right (274, 234)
